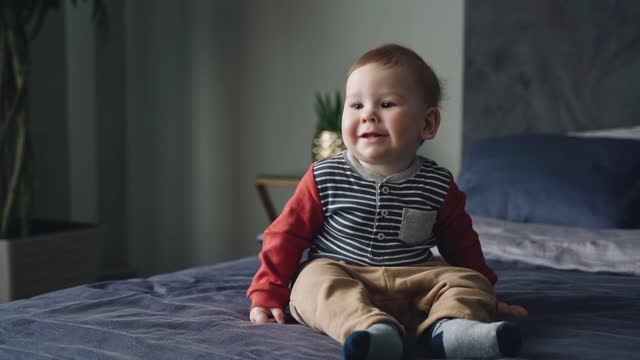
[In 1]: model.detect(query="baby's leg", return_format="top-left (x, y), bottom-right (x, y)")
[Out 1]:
top-left (408, 263), bottom-right (521, 357)
top-left (289, 258), bottom-right (403, 360)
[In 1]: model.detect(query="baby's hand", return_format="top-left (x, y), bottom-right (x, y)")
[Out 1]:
top-left (250, 307), bottom-right (286, 324)
top-left (497, 300), bottom-right (529, 317)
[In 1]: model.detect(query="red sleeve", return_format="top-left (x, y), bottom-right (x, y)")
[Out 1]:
top-left (246, 164), bottom-right (325, 309)
top-left (435, 173), bottom-right (497, 285)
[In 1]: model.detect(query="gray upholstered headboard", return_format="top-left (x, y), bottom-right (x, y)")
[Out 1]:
top-left (463, 0), bottom-right (640, 145)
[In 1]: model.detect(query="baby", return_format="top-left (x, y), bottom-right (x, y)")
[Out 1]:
top-left (248, 44), bottom-right (528, 359)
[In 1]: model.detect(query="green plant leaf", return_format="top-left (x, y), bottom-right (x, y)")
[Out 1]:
top-left (314, 90), bottom-right (343, 133)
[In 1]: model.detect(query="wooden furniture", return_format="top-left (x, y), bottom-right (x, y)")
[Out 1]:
top-left (255, 174), bottom-right (301, 222)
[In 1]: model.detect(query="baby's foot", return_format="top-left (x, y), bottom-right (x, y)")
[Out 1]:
top-left (424, 318), bottom-right (522, 358)
top-left (343, 323), bottom-right (403, 360)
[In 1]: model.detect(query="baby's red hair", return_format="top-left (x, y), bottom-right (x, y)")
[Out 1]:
top-left (347, 44), bottom-right (442, 108)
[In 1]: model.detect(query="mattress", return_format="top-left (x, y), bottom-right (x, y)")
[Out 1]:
top-left (0, 218), bottom-right (638, 359)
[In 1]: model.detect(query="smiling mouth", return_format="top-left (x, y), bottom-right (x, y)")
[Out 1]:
top-left (360, 133), bottom-right (386, 138)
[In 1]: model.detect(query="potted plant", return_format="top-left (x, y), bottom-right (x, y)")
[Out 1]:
top-left (0, 0), bottom-right (106, 302)
top-left (312, 91), bottom-right (345, 161)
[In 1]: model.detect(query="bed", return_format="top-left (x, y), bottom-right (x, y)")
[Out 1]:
top-left (0, 215), bottom-right (638, 359)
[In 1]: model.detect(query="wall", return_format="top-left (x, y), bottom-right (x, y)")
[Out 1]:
top-left (31, 0), bottom-right (465, 277)
top-left (125, 0), bottom-right (242, 276)
top-left (95, 0), bottom-right (130, 278)
top-left (65, 2), bottom-right (98, 224)
top-left (30, 2), bottom-right (130, 278)
top-left (463, 0), bottom-right (640, 144)
top-left (30, 7), bottom-right (70, 223)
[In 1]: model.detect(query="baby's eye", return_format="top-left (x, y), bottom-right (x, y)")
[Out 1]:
top-left (381, 101), bottom-right (395, 108)
top-left (350, 103), bottom-right (364, 110)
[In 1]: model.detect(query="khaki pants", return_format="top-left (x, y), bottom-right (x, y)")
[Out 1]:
top-left (289, 258), bottom-right (496, 344)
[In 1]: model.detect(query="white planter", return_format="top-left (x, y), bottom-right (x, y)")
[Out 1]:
top-left (0, 224), bottom-right (103, 302)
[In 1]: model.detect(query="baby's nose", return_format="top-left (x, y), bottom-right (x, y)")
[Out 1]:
top-left (361, 113), bottom-right (378, 123)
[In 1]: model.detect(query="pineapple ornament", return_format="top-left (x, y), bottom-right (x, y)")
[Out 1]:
top-left (312, 91), bottom-right (346, 161)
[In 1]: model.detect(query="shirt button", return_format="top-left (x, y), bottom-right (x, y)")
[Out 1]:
top-left (377, 233), bottom-right (385, 240)
top-left (381, 187), bottom-right (390, 194)
top-left (381, 210), bottom-right (388, 217)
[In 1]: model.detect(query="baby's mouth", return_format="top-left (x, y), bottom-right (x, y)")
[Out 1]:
top-left (360, 132), bottom-right (386, 138)
top-left (359, 132), bottom-right (388, 143)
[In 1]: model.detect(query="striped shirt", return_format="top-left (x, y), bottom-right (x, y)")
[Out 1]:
top-left (247, 150), bottom-right (497, 309)
top-left (309, 151), bottom-right (451, 266)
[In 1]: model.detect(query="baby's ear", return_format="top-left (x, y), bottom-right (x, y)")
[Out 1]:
top-left (420, 107), bottom-right (440, 141)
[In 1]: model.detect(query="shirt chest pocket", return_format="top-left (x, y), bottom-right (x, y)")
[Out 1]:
top-left (398, 208), bottom-right (437, 246)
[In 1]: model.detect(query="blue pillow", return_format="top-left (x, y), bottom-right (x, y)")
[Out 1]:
top-left (458, 134), bottom-right (640, 229)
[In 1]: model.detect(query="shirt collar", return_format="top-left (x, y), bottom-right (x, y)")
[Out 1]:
top-left (343, 150), bottom-right (422, 183)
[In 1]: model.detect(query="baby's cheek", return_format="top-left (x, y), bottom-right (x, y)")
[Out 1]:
top-left (342, 129), bottom-right (356, 145)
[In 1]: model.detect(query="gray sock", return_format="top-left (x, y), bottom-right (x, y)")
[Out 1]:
top-left (428, 318), bottom-right (522, 358)
top-left (343, 323), bottom-right (403, 360)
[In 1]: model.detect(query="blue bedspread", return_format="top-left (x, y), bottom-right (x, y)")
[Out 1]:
top-left (0, 256), bottom-right (638, 359)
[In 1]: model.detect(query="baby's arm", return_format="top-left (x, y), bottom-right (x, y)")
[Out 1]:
top-left (246, 164), bottom-right (325, 320)
top-left (434, 173), bottom-right (497, 284)
top-left (435, 174), bottom-right (528, 316)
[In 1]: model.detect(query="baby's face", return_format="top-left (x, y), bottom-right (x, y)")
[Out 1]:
top-left (342, 63), bottom-right (429, 176)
